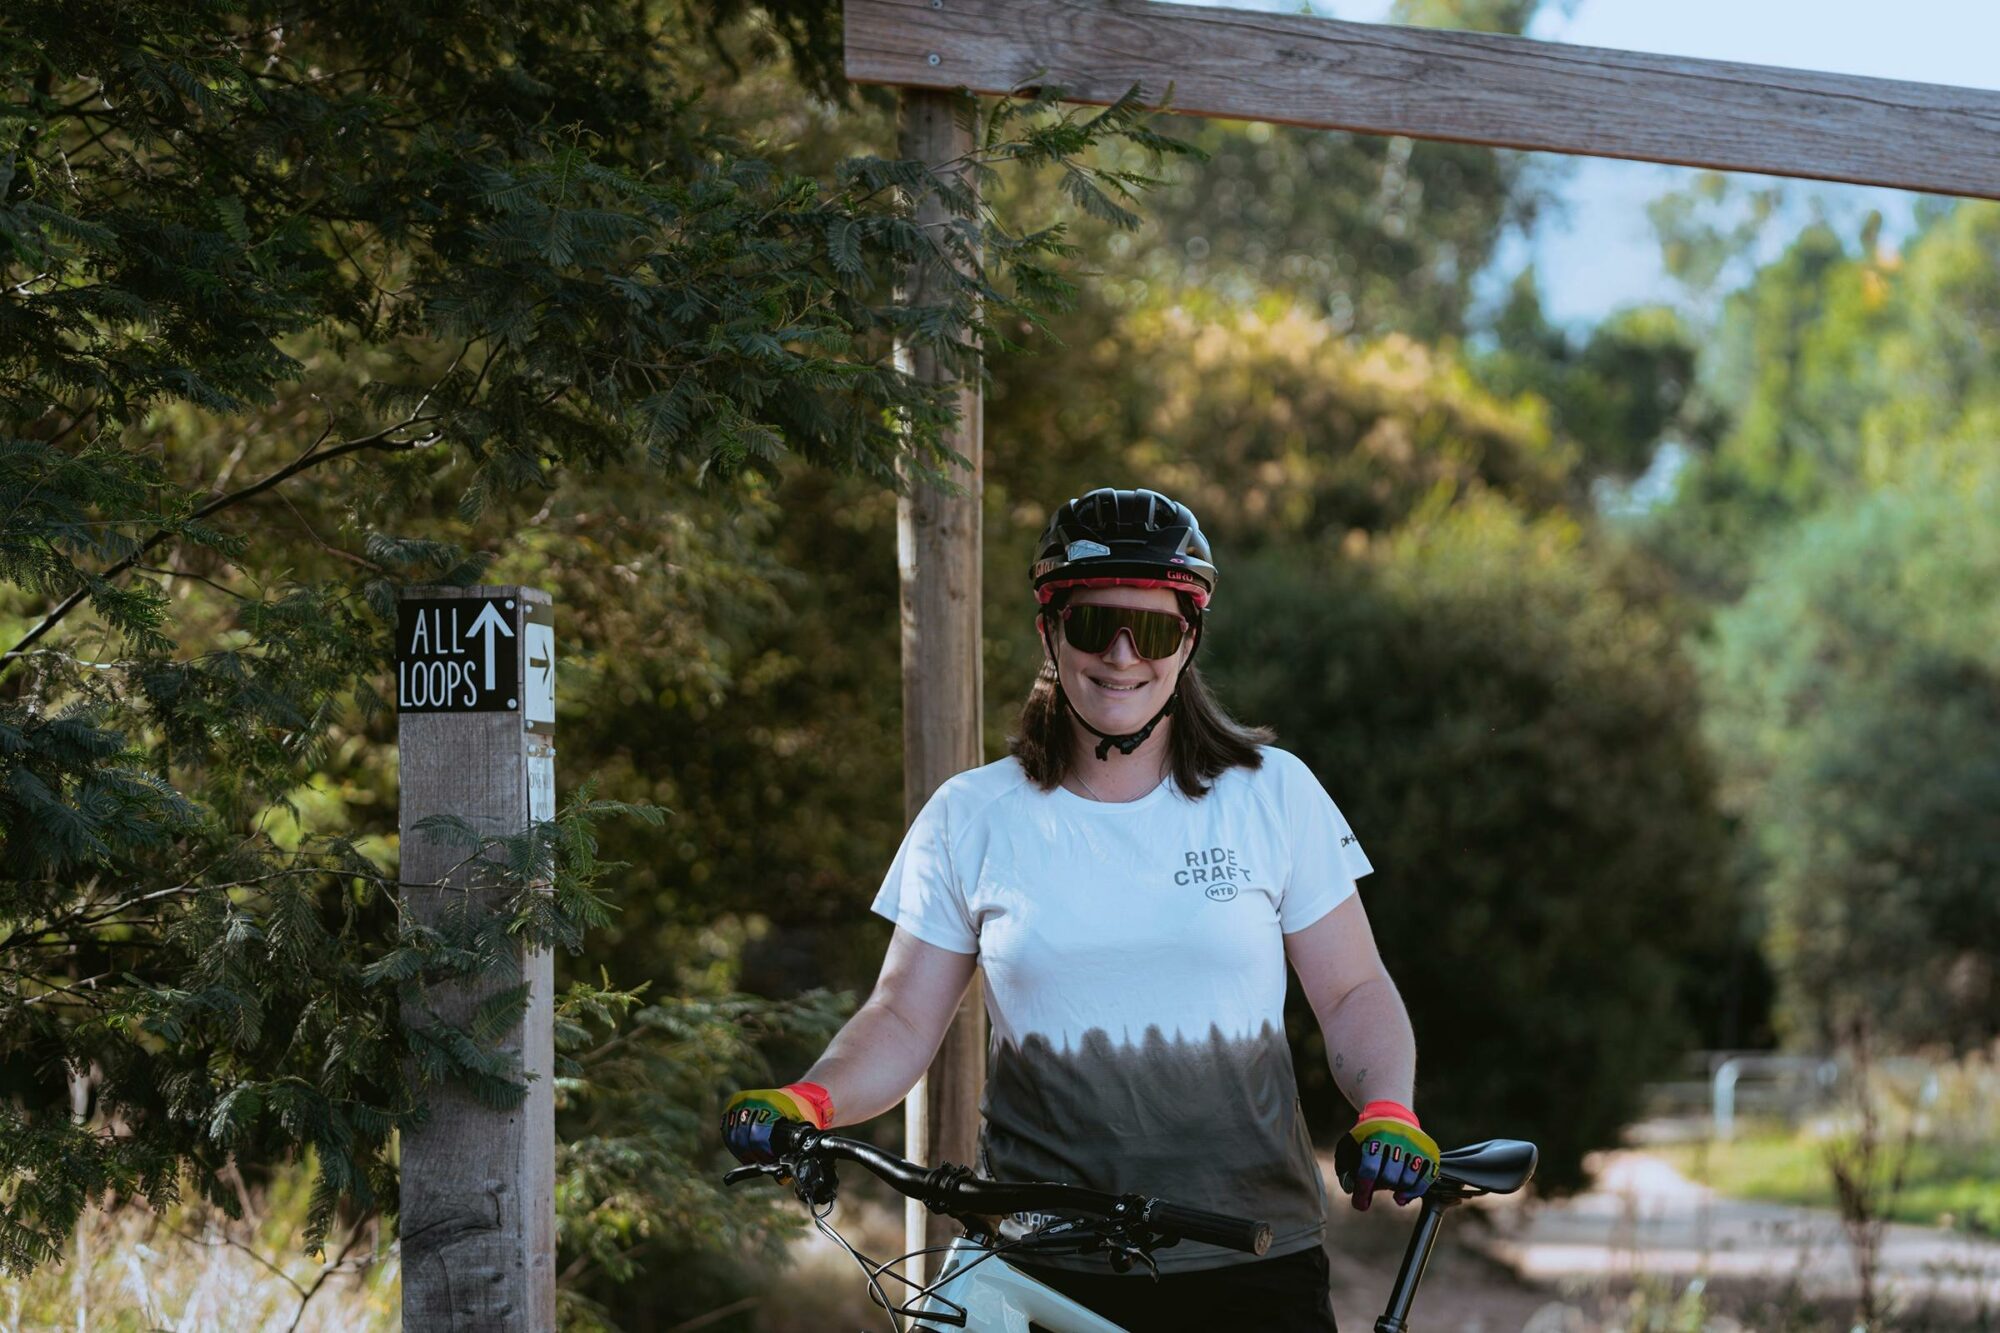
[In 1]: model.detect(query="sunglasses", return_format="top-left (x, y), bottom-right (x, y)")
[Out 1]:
top-left (1052, 603), bottom-right (1193, 660)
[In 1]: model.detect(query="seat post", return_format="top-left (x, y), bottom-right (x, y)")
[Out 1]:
top-left (1371, 1196), bottom-right (1448, 1333)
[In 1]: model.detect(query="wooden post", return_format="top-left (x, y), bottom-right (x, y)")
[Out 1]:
top-left (896, 89), bottom-right (987, 1279)
top-left (396, 585), bottom-right (557, 1331)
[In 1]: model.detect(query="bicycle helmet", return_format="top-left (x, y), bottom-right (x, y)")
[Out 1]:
top-left (1032, 487), bottom-right (1217, 608)
top-left (1031, 487), bottom-right (1216, 761)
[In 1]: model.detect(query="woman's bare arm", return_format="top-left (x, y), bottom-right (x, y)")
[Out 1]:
top-left (800, 927), bottom-right (978, 1126)
top-left (1285, 894), bottom-right (1418, 1110)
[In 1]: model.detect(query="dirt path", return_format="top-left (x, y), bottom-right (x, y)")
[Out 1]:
top-left (1323, 1147), bottom-right (2000, 1331)
top-left (1472, 1149), bottom-right (2000, 1318)
top-left (1319, 1184), bottom-right (1552, 1331)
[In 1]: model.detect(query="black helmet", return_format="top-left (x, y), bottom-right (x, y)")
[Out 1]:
top-left (1031, 487), bottom-right (1217, 608)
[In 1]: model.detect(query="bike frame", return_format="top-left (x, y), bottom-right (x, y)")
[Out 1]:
top-left (896, 1165), bottom-right (1524, 1333)
top-left (901, 1236), bottom-right (1131, 1332)
top-left (902, 1194), bottom-right (1446, 1333)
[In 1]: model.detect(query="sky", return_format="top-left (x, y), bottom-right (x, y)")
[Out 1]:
top-left (1181, 0), bottom-right (2000, 327)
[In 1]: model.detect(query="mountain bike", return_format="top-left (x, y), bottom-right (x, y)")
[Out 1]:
top-left (724, 1118), bottom-right (1538, 1332)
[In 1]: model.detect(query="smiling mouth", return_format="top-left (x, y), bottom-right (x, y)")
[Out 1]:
top-left (1088, 676), bottom-right (1148, 694)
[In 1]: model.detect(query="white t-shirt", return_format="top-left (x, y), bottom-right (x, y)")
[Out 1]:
top-left (869, 745), bottom-right (1373, 1273)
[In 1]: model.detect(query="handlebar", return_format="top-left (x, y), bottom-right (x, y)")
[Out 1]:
top-left (733, 1119), bottom-right (1273, 1257)
top-left (1140, 1197), bottom-right (1273, 1256)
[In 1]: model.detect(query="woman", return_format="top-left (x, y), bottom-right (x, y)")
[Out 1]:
top-left (724, 487), bottom-right (1437, 1331)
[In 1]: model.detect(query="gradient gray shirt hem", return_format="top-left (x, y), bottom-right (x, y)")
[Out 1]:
top-left (1011, 1219), bottom-right (1325, 1275)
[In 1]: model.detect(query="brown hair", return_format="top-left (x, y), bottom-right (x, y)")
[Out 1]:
top-left (1009, 592), bottom-right (1274, 798)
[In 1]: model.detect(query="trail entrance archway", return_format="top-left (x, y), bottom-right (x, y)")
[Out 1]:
top-left (853, 0), bottom-right (2000, 1271)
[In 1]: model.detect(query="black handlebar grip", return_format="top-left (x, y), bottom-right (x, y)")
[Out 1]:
top-left (770, 1118), bottom-right (814, 1155)
top-left (1144, 1200), bottom-right (1273, 1256)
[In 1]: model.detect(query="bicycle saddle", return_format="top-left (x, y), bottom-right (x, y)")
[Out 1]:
top-left (1436, 1139), bottom-right (1536, 1196)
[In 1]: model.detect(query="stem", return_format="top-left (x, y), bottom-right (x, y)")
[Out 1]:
top-left (285, 1223), bottom-right (367, 1333)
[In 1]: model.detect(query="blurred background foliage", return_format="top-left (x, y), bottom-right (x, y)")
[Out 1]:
top-left (5, 0), bottom-right (1999, 1326)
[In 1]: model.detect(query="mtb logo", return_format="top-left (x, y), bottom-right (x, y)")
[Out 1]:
top-left (1204, 883), bottom-right (1237, 901)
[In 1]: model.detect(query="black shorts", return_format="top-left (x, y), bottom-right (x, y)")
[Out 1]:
top-left (1008, 1246), bottom-right (1338, 1332)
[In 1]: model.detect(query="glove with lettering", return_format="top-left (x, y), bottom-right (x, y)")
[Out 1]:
top-left (1338, 1099), bottom-right (1439, 1210)
top-left (721, 1082), bottom-right (835, 1165)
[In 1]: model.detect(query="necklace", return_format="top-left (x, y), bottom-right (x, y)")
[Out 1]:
top-left (1070, 762), bottom-right (1166, 803)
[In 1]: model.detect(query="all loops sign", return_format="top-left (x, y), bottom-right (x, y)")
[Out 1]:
top-left (397, 596), bottom-right (522, 714)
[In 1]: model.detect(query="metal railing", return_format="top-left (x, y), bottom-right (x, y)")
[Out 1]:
top-left (1640, 1050), bottom-right (1942, 1140)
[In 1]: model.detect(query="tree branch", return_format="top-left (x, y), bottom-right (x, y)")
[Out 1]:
top-left (3, 412), bottom-right (443, 661)
top-left (134, 564), bottom-right (250, 601)
top-left (3, 970), bottom-right (116, 1009)
top-left (172, 1223), bottom-right (308, 1299)
top-left (285, 1222), bottom-right (369, 1333)
top-left (272, 487), bottom-right (387, 575)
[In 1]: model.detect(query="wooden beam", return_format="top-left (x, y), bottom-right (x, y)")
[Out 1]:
top-left (847, 0), bottom-right (2000, 200)
top-left (895, 90), bottom-right (988, 1282)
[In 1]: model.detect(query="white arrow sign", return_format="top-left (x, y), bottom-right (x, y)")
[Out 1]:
top-left (465, 600), bottom-right (516, 691)
top-left (524, 622), bottom-right (555, 725)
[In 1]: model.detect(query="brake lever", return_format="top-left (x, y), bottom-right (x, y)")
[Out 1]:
top-left (723, 1162), bottom-right (790, 1187)
top-left (1103, 1230), bottom-right (1161, 1279)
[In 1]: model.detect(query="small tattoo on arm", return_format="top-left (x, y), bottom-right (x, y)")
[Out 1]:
top-left (1334, 1054), bottom-right (1344, 1071)
top-left (1355, 1068), bottom-right (1368, 1090)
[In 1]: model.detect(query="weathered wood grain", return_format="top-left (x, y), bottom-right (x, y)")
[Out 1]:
top-left (847, 0), bottom-right (2000, 199)
top-left (895, 90), bottom-right (990, 1282)
top-left (398, 586), bottom-right (555, 1332)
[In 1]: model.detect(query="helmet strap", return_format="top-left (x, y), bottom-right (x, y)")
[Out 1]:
top-left (1069, 687), bottom-right (1177, 761)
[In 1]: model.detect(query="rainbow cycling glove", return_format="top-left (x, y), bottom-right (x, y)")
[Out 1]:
top-left (721, 1082), bottom-right (834, 1165)
top-left (1342, 1099), bottom-right (1439, 1210)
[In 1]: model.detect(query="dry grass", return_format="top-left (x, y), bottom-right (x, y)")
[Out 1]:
top-left (0, 1169), bottom-right (395, 1333)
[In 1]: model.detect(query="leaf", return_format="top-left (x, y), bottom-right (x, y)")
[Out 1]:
top-left (825, 216), bottom-right (864, 278)
top-left (216, 196), bottom-right (250, 245)
top-left (472, 982), bottom-right (533, 1044)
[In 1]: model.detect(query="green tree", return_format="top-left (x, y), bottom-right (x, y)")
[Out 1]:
top-left (1080, 113), bottom-right (1553, 343)
top-left (1474, 269), bottom-right (1718, 482)
top-left (0, 0), bottom-right (1192, 1305)
top-left (1643, 201), bottom-right (2000, 596)
top-left (1208, 497), bottom-right (1734, 1191)
top-left (1631, 189), bottom-right (2000, 1063)
top-left (1699, 468), bottom-right (2000, 1048)
top-left (1028, 0), bottom-right (1559, 343)
top-left (984, 287), bottom-right (1581, 569)
top-left (1643, 169), bottom-right (1787, 309)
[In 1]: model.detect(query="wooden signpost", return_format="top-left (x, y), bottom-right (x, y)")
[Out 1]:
top-left (849, 0), bottom-right (2000, 1287)
top-left (396, 585), bottom-right (557, 1332)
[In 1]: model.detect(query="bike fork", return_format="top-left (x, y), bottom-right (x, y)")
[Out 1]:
top-left (1371, 1197), bottom-right (1447, 1333)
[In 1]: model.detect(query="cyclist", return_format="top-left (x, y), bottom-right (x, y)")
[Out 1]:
top-left (724, 487), bottom-right (1438, 1331)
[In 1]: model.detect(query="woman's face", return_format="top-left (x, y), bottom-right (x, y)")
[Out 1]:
top-left (1044, 585), bottom-right (1194, 741)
